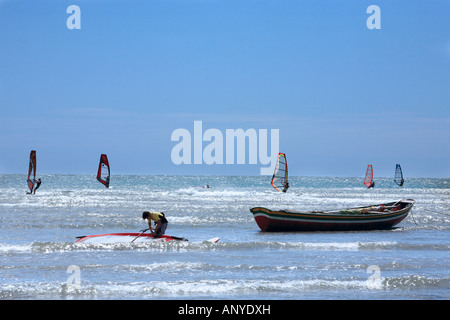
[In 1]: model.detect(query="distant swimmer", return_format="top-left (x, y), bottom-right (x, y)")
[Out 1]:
top-left (33, 178), bottom-right (42, 194)
top-left (142, 211), bottom-right (168, 238)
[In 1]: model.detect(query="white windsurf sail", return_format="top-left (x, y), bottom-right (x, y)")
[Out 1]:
top-left (394, 164), bottom-right (404, 186)
top-left (271, 153), bottom-right (289, 192)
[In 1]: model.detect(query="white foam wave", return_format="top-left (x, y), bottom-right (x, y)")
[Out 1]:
top-left (3, 275), bottom-right (448, 300)
top-left (24, 240), bottom-right (401, 254)
top-left (0, 243), bottom-right (32, 253)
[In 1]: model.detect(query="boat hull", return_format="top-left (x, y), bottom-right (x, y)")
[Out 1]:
top-left (250, 199), bottom-right (415, 232)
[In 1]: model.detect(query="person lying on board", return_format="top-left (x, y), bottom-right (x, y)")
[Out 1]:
top-left (142, 211), bottom-right (168, 238)
top-left (33, 179), bottom-right (42, 194)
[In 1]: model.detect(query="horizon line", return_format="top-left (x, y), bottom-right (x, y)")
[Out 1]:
top-left (1, 172), bottom-right (448, 179)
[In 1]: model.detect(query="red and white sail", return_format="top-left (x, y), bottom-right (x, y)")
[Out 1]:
top-left (97, 154), bottom-right (110, 188)
top-left (364, 164), bottom-right (373, 188)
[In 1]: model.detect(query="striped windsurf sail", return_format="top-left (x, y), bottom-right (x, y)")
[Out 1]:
top-left (97, 154), bottom-right (110, 188)
top-left (271, 153), bottom-right (289, 192)
top-left (394, 164), bottom-right (404, 186)
top-left (364, 164), bottom-right (374, 188)
top-left (27, 150), bottom-right (36, 193)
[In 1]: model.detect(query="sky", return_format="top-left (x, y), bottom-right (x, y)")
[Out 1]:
top-left (0, 0), bottom-right (449, 177)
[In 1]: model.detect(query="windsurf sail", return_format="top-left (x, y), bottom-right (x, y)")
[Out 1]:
top-left (364, 164), bottom-right (374, 188)
top-left (27, 150), bottom-right (37, 193)
top-left (75, 233), bottom-right (188, 244)
top-left (97, 154), bottom-right (110, 188)
top-left (394, 164), bottom-right (404, 186)
top-left (271, 153), bottom-right (289, 192)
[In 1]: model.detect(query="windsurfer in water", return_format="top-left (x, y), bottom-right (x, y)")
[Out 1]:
top-left (282, 182), bottom-right (289, 193)
top-left (33, 178), bottom-right (42, 194)
top-left (142, 211), bottom-right (168, 238)
top-left (368, 181), bottom-right (375, 189)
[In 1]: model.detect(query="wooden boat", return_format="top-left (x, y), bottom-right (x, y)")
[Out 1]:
top-left (250, 199), bottom-right (415, 232)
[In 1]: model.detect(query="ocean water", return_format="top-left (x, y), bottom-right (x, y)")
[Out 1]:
top-left (0, 174), bottom-right (449, 300)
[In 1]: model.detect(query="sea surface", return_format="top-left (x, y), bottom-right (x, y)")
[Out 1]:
top-left (0, 174), bottom-right (449, 300)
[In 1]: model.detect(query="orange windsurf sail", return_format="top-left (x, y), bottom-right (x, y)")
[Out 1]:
top-left (364, 164), bottom-right (373, 188)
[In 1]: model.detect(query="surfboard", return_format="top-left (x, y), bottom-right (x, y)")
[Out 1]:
top-left (206, 237), bottom-right (220, 243)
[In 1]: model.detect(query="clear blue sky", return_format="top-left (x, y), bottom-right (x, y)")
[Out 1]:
top-left (0, 0), bottom-right (449, 177)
